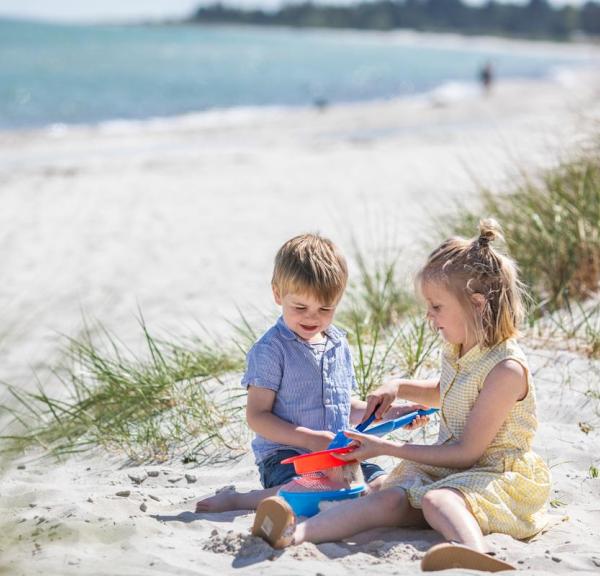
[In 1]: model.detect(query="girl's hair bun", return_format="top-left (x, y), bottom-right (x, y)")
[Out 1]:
top-left (477, 218), bottom-right (503, 248)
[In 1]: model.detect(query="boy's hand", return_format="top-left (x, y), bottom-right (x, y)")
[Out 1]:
top-left (307, 430), bottom-right (336, 452)
top-left (334, 430), bottom-right (392, 462)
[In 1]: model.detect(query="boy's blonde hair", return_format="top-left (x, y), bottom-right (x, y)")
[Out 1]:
top-left (272, 233), bottom-right (348, 304)
top-left (418, 219), bottom-right (526, 348)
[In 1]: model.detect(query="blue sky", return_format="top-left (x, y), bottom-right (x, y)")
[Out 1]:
top-left (0, 0), bottom-right (587, 23)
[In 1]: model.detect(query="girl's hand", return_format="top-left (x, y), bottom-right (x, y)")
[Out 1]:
top-left (333, 430), bottom-right (393, 462)
top-left (383, 403), bottom-right (432, 430)
top-left (363, 381), bottom-right (398, 422)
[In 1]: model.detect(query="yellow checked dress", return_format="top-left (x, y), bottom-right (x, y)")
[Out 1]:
top-left (384, 338), bottom-right (551, 539)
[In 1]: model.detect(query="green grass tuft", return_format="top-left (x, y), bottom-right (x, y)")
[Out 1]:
top-left (0, 318), bottom-right (247, 463)
top-left (442, 142), bottom-right (600, 312)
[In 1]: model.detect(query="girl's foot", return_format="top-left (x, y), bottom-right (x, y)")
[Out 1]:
top-left (195, 486), bottom-right (239, 513)
top-left (421, 542), bottom-right (515, 572)
top-left (251, 496), bottom-right (295, 549)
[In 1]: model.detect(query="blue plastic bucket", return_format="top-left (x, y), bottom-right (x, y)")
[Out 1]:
top-left (279, 484), bottom-right (365, 517)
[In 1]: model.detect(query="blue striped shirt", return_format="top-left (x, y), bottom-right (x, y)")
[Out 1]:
top-left (241, 316), bottom-right (357, 463)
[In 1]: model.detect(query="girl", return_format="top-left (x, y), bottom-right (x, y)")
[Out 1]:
top-left (251, 219), bottom-right (551, 572)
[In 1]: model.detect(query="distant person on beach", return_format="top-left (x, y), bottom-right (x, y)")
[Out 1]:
top-left (195, 233), bottom-right (427, 513)
top-left (479, 61), bottom-right (494, 96)
top-left (251, 220), bottom-right (550, 573)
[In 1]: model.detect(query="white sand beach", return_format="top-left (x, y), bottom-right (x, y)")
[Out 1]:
top-left (1, 63), bottom-right (600, 575)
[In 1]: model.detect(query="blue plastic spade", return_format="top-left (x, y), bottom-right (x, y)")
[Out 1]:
top-left (327, 408), bottom-right (439, 449)
top-left (327, 411), bottom-right (377, 449)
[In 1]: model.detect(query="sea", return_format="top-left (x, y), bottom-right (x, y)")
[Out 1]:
top-left (0, 17), bottom-right (595, 131)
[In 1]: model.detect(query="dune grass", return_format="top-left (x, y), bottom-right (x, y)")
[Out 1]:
top-left (7, 139), bottom-right (599, 461)
top-left (339, 239), bottom-right (416, 329)
top-left (1, 232), bottom-right (440, 460)
top-left (531, 300), bottom-right (600, 359)
top-left (339, 241), bottom-right (438, 399)
top-left (0, 319), bottom-right (247, 463)
top-left (444, 142), bottom-right (600, 313)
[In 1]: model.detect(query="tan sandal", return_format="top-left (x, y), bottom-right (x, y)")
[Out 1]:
top-left (251, 496), bottom-right (295, 549)
top-left (421, 543), bottom-right (516, 572)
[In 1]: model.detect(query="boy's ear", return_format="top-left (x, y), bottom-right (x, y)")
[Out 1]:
top-left (471, 293), bottom-right (486, 312)
top-left (272, 285), bottom-right (282, 305)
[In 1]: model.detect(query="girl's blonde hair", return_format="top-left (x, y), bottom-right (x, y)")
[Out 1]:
top-left (418, 219), bottom-right (526, 348)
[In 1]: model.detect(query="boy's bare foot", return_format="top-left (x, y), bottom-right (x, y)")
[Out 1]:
top-left (195, 485), bottom-right (239, 513)
top-left (251, 496), bottom-right (295, 549)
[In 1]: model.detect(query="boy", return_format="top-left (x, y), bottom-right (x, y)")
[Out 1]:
top-left (196, 233), bottom-right (386, 513)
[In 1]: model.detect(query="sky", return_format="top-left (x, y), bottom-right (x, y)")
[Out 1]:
top-left (0, 0), bottom-right (588, 23)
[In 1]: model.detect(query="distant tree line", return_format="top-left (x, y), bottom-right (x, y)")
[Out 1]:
top-left (189, 0), bottom-right (600, 39)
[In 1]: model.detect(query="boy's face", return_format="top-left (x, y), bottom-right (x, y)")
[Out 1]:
top-left (273, 287), bottom-right (338, 343)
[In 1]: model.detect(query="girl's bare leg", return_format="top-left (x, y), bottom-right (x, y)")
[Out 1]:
top-left (421, 488), bottom-right (486, 552)
top-left (364, 474), bottom-right (388, 492)
top-left (294, 487), bottom-right (426, 545)
top-left (195, 486), bottom-right (279, 513)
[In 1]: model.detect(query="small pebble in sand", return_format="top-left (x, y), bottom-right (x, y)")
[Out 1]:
top-left (17, 464), bottom-right (26, 470)
top-left (168, 476), bottom-right (183, 483)
top-left (128, 472), bottom-right (147, 485)
top-left (591, 556), bottom-right (600, 567)
top-left (87, 497), bottom-right (94, 503)
top-left (29, 503), bottom-right (37, 508)
top-left (147, 470), bottom-right (160, 478)
top-left (116, 490), bottom-right (131, 497)
top-left (148, 494), bottom-right (160, 501)
top-left (140, 503), bottom-right (148, 512)
top-left (552, 556), bottom-right (562, 563)
top-left (185, 474), bottom-right (197, 484)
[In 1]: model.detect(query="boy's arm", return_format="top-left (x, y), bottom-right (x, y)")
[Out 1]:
top-left (349, 398), bottom-right (367, 426)
top-left (246, 386), bottom-right (335, 453)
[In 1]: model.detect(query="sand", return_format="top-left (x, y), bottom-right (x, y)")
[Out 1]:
top-left (1, 53), bottom-right (600, 575)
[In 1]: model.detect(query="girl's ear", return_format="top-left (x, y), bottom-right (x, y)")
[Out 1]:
top-left (471, 293), bottom-right (486, 312)
top-left (272, 285), bottom-right (282, 305)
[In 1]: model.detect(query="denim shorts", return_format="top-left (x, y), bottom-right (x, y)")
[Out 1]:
top-left (258, 449), bottom-right (386, 489)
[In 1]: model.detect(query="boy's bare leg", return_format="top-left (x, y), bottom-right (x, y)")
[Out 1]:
top-left (195, 486), bottom-right (279, 513)
top-left (196, 470), bottom-right (388, 513)
top-left (421, 488), bottom-right (486, 552)
top-left (294, 487), bottom-right (426, 544)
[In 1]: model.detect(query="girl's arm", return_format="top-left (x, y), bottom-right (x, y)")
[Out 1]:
top-left (350, 397), bottom-right (429, 429)
top-left (341, 359), bottom-right (527, 469)
top-left (246, 386), bottom-right (334, 453)
top-left (362, 377), bottom-right (440, 421)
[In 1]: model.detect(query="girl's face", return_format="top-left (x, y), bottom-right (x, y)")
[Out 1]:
top-left (422, 281), bottom-right (476, 353)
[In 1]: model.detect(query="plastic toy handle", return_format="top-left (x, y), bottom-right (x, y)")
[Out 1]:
top-left (363, 408), bottom-right (438, 437)
top-left (327, 411), bottom-right (378, 449)
top-left (356, 411), bottom-right (377, 432)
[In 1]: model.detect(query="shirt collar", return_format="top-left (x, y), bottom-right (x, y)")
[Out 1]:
top-left (275, 316), bottom-right (343, 344)
top-left (442, 340), bottom-right (487, 370)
